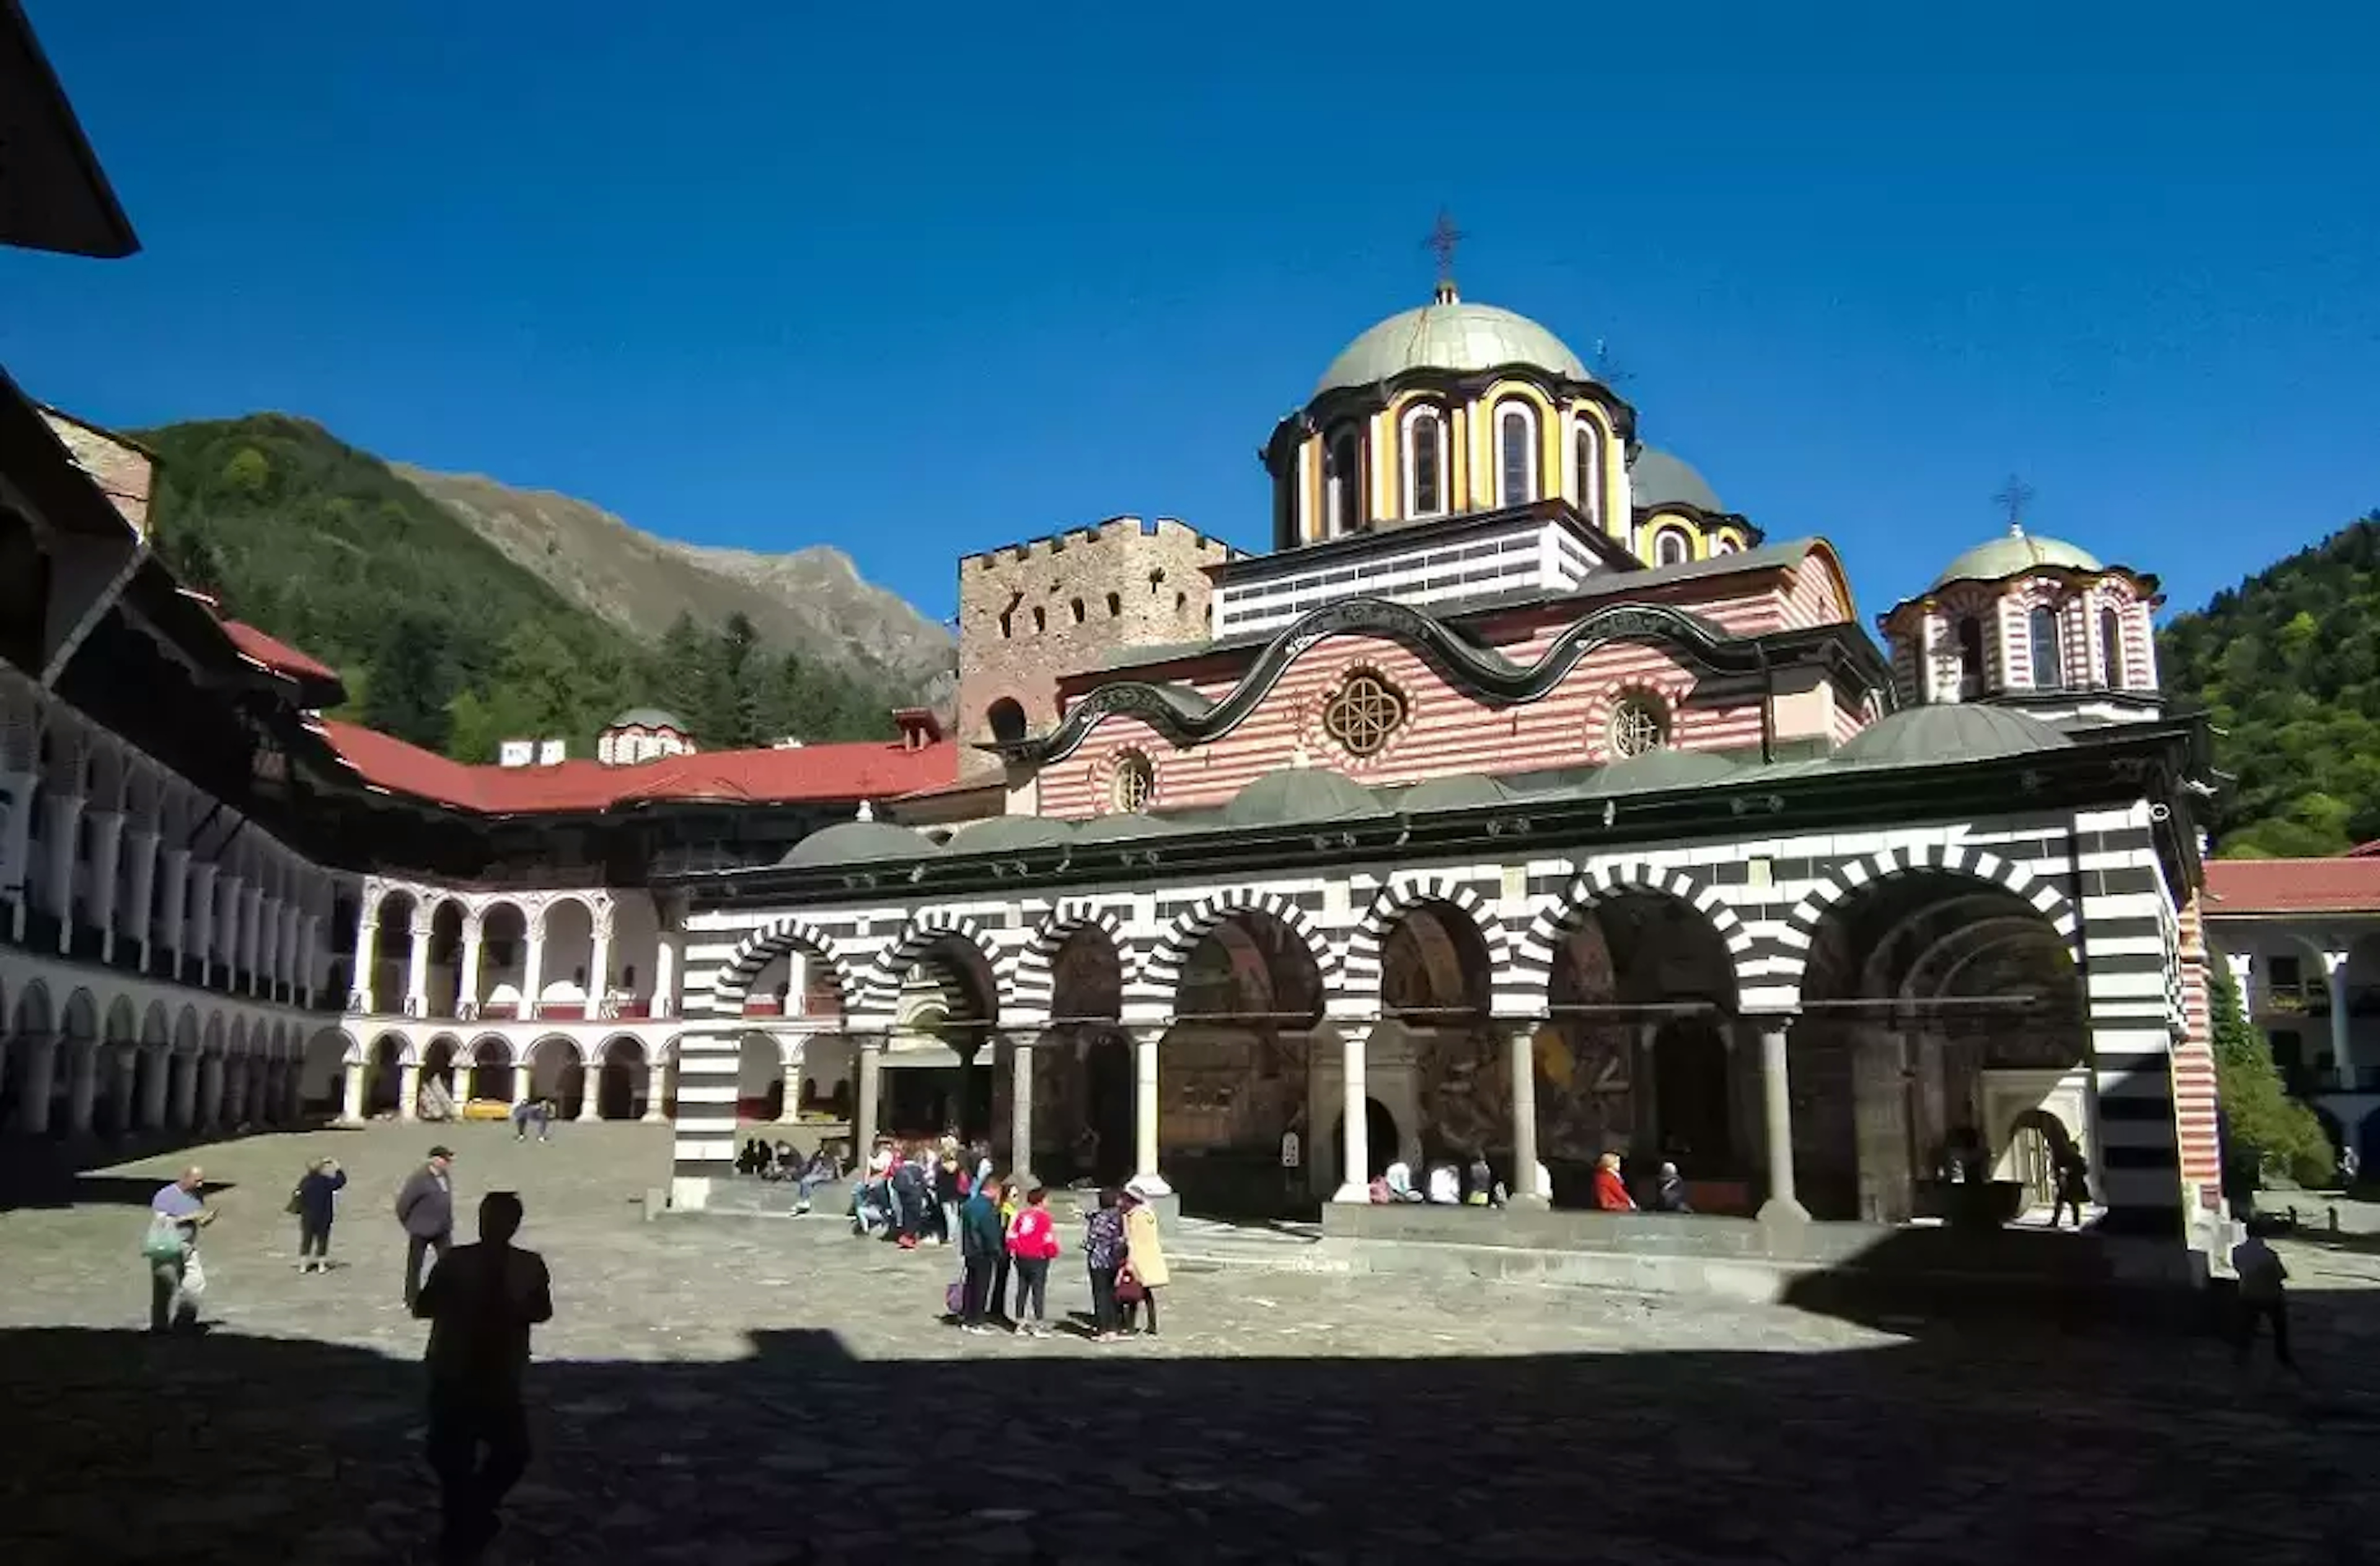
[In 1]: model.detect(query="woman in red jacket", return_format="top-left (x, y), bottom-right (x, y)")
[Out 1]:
top-left (1593, 1152), bottom-right (1637, 1211)
top-left (1005, 1186), bottom-right (1061, 1337)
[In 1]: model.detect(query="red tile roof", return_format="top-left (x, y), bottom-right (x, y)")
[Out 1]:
top-left (318, 719), bottom-right (958, 816)
top-left (2204, 858), bottom-right (2380, 917)
top-left (223, 619), bottom-right (342, 684)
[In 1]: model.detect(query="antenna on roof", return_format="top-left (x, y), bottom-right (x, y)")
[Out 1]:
top-left (1991, 474), bottom-right (2035, 536)
top-left (1424, 209), bottom-right (1463, 304)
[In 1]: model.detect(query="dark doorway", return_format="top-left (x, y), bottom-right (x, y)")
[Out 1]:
top-left (1332, 1096), bottom-right (1401, 1182)
top-left (1075, 1033), bottom-right (1134, 1184)
top-left (1653, 1021), bottom-right (1734, 1172)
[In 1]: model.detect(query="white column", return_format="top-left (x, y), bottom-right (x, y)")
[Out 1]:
top-left (853, 1033), bottom-right (883, 1144)
top-left (350, 901), bottom-right (379, 1011)
top-left (158, 848), bottom-right (192, 974)
top-left (1131, 1024), bottom-right (1168, 1194)
top-left (14, 1035), bottom-right (58, 1133)
top-left (242, 885), bottom-right (266, 993)
top-left (42, 791), bottom-right (82, 939)
top-left (214, 874), bottom-right (242, 973)
top-left (508, 1054), bottom-right (532, 1108)
top-left (1334, 1022), bottom-right (1371, 1203)
top-left (85, 810), bottom-right (124, 961)
top-left (588, 917), bottom-right (615, 1016)
top-left (138, 1045), bottom-right (172, 1130)
top-left (405, 913), bottom-right (433, 1017)
top-left (123, 828), bottom-right (159, 968)
top-left (64, 1043), bottom-right (98, 1135)
top-left (199, 1055), bottom-right (225, 1128)
top-left (1009, 1035), bottom-right (1035, 1182)
top-left (339, 1058), bottom-right (366, 1125)
top-left (0, 768), bottom-right (33, 940)
top-left (107, 1045), bottom-right (139, 1136)
top-left (168, 1051), bottom-right (197, 1130)
top-left (398, 1061), bottom-right (421, 1121)
top-left (299, 912), bottom-right (321, 1006)
top-left (778, 1035), bottom-right (803, 1123)
top-left (1758, 1021), bottom-right (1807, 1223)
top-left (577, 1071), bottom-right (600, 1122)
top-left (1509, 1020), bottom-right (1547, 1209)
top-left (643, 1055), bottom-right (670, 1123)
top-left (2327, 949), bottom-right (2355, 1086)
top-left (653, 930), bottom-right (680, 1020)
top-left (521, 929), bottom-right (547, 1020)
top-left (456, 913), bottom-right (485, 1016)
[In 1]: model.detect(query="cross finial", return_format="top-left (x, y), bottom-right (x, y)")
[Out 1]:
top-left (1424, 209), bottom-right (1463, 303)
top-left (1991, 474), bottom-right (2035, 534)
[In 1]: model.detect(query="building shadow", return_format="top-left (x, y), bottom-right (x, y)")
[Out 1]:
top-left (6, 1295), bottom-right (2380, 1566)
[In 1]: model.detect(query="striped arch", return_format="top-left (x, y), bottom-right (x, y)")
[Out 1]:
top-left (1011, 900), bottom-right (1129, 1029)
top-left (1511, 857), bottom-right (1755, 999)
top-left (854, 910), bottom-right (1007, 1027)
top-left (1129, 887), bottom-right (1337, 1022)
top-left (707, 916), bottom-right (858, 1017)
top-left (1341, 874), bottom-right (1518, 1019)
top-left (1770, 841), bottom-right (2079, 1003)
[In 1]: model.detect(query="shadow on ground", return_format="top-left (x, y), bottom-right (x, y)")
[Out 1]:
top-left (6, 1303), bottom-right (2380, 1566)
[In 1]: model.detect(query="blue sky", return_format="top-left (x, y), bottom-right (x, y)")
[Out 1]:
top-left (7, 2), bottom-right (2377, 629)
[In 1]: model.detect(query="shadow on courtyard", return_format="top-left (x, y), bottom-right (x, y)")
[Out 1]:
top-left (7, 1296), bottom-right (2380, 1566)
top-left (0, 1123), bottom-right (340, 1212)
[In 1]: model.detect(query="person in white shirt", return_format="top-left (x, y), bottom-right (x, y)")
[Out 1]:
top-left (1426, 1164), bottom-right (1461, 1205)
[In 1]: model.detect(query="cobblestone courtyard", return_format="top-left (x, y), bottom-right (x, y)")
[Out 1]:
top-left (5, 1123), bottom-right (2379, 1564)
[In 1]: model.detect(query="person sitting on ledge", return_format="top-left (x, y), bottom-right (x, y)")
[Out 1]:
top-left (1426, 1163), bottom-right (1462, 1205)
top-left (1652, 1161), bottom-right (1692, 1213)
top-left (1593, 1152), bottom-right (1638, 1212)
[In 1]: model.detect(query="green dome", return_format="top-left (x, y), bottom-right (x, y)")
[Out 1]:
top-left (1931, 529), bottom-right (2104, 590)
top-left (1072, 812), bottom-right (1181, 843)
top-left (777, 821), bottom-right (941, 868)
top-left (1316, 294), bottom-right (1590, 395)
top-left (1398, 774), bottom-right (1525, 814)
top-left (1630, 447), bottom-right (1723, 514)
top-left (943, 815), bottom-right (1075, 854)
top-left (1833, 704), bottom-right (2073, 768)
top-left (1223, 767), bottom-right (1390, 828)
top-left (1577, 748), bottom-right (1742, 797)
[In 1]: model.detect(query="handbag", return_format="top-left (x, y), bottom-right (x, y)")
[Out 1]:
top-left (285, 1183), bottom-right (305, 1218)
top-left (140, 1215), bottom-right (187, 1262)
top-left (1115, 1269), bottom-right (1147, 1306)
top-left (945, 1280), bottom-right (966, 1316)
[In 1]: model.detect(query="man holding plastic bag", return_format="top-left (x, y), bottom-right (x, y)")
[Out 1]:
top-left (146, 1166), bottom-right (216, 1333)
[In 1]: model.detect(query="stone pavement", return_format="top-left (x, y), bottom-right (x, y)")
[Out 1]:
top-left (4, 1123), bottom-right (2380, 1564)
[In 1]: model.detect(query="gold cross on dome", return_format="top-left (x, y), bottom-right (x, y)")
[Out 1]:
top-left (1992, 474), bottom-right (2035, 533)
top-left (1425, 210), bottom-right (1463, 285)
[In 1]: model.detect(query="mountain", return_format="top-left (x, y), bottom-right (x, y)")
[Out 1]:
top-left (2158, 511), bottom-right (2380, 857)
top-left (391, 464), bottom-right (954, 702)
top-left (140, 414), bottom-right (925, 763)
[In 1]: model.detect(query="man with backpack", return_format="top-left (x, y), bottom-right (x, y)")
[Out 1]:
top-left (145, 1165), bottom-right (216, 1333)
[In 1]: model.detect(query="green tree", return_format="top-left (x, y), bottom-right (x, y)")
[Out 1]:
top-left (2208, 960), bottom-right (2334, 1189)
top-left (363, 612), bottom-right (458, 752)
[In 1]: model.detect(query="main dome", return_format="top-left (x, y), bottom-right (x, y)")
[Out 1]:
top-left (1316, 294), bottom-right (1591, 395)
top-left (1629, 447), bottom-right (1724, 514)
top-left (1931, 529), bottom-right (2104, 590)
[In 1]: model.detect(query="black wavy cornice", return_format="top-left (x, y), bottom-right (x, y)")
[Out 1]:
top-left (997, 596), bottom-right (1776, 765)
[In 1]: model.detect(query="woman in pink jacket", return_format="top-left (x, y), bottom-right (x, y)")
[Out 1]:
top-left (1004, 1186), bottom-right (1061, 1337)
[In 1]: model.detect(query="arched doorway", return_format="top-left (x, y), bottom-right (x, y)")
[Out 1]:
top-left (469, 1037), bottom-right (514, 1104)
top-left (477, 903), bottom-right (528, 1019)
top-left (1161, 909), bottom-right (1324, 1217)
top-left (1382, 901), bottom-right (1495, 1187)
top-left (1033, 924), bottom-right (1129, 1183)
top-left (372, 889), bottom-right (417, 1014)
top-left (525, 1036), bottom-right (584, 1116)
top-left (1795, 869), bottom-right (2087, 1224)
top-left (875, 932), bottom-right (1000, 1144)
top-left (597, 1036), bottom-right (646, 1120)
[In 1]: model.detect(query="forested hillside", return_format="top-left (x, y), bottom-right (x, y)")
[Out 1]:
top-left (143, 416), bottom-right (911, 762)
top-left (2159, 512), bottom-right (2380, 857)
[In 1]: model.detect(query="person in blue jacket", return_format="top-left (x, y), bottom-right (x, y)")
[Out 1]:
top-left (294, 1156), bottom-right (348, 1273)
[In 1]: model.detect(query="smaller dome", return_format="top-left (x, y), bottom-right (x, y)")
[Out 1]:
top-left (1223, 767), bottom-right (1390, 829)
top-left (1630, 447), bottom-right (1724, 515)
top-left (1073, 812), bottom-right (1181, 843)
top-left (943, 816), bottom-right (1075, 854)
top-left (1399, 774), bottom-right (1525, 814)
top-left (1930, 529), bottom-right (2104, 590)
top-left (777, 821), bottom-right (941, 869)
top-left (1316, 296), bottom-right (1590, 394)
top-left (1577, 748), bottom-right (1742, 797)
top-left (608, 707), bottom-right (687, 732)
top-left (1833, 704), bottom-right (2073, 768)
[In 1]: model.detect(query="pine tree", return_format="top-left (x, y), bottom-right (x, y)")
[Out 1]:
top-left (2208, 960), bottom-right (2334, 1188)
top-left (362, 612), bottom-right (459, 753)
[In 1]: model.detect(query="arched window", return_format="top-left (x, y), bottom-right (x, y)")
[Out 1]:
top-left (1955, 616), bottom-right (1985, 700)
top-left (985, 700), bottom-right (1027, 745)
top-left (1573, 421), bottom-right (1602, 528)
top-left (1106, 591), bottom-right (1122, 617)
top-left (1496, 403), bottom-right (1537, 506)
top-left (1070, 598), bottom-right (1086, 624)
top-left (1711, 535), bottom-right (1737, 555)
top-left (1403, 407), bottom-right (1446, 518)
top-left (1111, 750), bottom-right (1155, 813)
top-left (2099, 606), bottom-right (2123, 688)
top-left (1654, 528), bottom-right (1691, 567)
top-left (2029, 605), bottom-right (2063, 689)
top-left (1608, 691), bottom-right (1670, 758)
top-left (1326, 428), bottom-right (1363, 537)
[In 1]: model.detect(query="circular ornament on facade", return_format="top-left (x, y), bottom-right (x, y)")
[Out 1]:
top-left (1111, 749), bottom-right (1156, 813)
top-left (1322, 671), bottom-right (1408, 759)
top-left (1608, 691), bottom-right (1670, 758)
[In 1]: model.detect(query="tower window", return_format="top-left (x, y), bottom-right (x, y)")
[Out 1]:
top-left (1111, 750), bottom-right (1155, 813)
top-left (1497, 404), bottom-right (1537, 506)
top-left (1608, 691), bottom-right (1670, 758)
top-left (1955, 615), bottom-right (1985, 700)
top-left (1326, 428), bottom-right (1363, 537)
top-left (1032, 606), bottom-right (1046, 634)
top-left (1574, 421), bottom-right (1602, 528)
top-left (1071, 598), bottom-right (1086, 624)
top-left (986, 700), bottom-right (1028, 745)
top-left (1403, 407), bottom-right (1446, 518)
top-left (2029, 606), bottom-right (2063, 689)
top-left (2099, 606), bottom-right (2123, 688)
top-left (1654, 528), bottom-right (1691, 567)
top-left (1106, 591), bottom-right (1122, 617)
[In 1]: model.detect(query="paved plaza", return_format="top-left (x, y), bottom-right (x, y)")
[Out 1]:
top-left (4, 1125), bottom-right (2380, 1564)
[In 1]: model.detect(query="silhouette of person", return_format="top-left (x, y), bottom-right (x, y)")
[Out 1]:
top-left (413, 1190), bottom-right (553, 1564)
